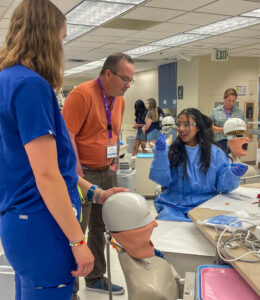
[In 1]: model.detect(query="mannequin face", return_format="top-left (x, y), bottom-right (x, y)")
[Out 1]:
top-left (227, 137), bottom-right (249, 157)
top-left (111, 221), bottom-right (158, 259)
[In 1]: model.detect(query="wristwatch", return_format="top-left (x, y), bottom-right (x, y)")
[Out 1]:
top-left (86, 184), bottom-right (99, 201)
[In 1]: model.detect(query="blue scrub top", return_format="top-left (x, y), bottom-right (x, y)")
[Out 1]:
top-left (0, 64), bottom-right (79, 214)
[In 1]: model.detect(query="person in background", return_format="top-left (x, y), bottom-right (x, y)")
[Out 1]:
top-left (149, 108), bottom-right (248, 222)
top-left (209, 88), bottom-right (247, 152)
top-left (132, 99), bottom-right (147, 156)
top-left (62, 53), bottom-right (134, 298)
top-left (0, 1), bottom-right (125, 300)
top-left (142, 98), bottom-right (161, 148)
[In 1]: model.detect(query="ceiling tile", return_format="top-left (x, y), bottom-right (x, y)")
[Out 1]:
top-left (75, 48), bottom-right (114, 61)
top-left (103, 18), bottom-right (160, 30)
top-left (65, 41), bottom-right (105, 50)
top-left (120, 30), bottom-right (174, 43)
top-left (203, 35), bottom-right (243, 44)
top-left (180, 40), bottom-right (220, 49)
top-left (51, 0), bottom-right (82, 14)
top-left (64, 46), bottom-right (94, 58)
top-left (76, 33), bottom-right (120, 43)
top-left (0, 7), bottom-right (7, 17)
top-left (121, 7), bottom-right (185, 21)
top-left (226, 37), bottom-right (260, 45)
top-left (246, 23), bottom-right (260, 30)
top-left (145, 22), bottom-right (195, 33)
top-left (196, 0), bottom-right (260, 15)
top-left (145, 0), bottom-right (218, 11)
top-left (102, 43), bottom-right (139, 51)
top-left (222, 28), bottom-right (260, 38)
top-left (168, 12), bottom-right (229, 26)
top-left (65, 61), bottom-right (89, 69)
top-left (0, 0), bottom-right (13, 7)
top-left (0, 28), bottom-right (7, 38)
top-left (86, 27), bottom-right (137, 37)
top-left (0, 18), bottom-right (9, 29)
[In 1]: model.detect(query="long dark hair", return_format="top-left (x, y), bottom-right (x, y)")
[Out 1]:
top-left (168, 108), bottom-right (228, 178)
top-left (134, 99), bottom-right (147, 123)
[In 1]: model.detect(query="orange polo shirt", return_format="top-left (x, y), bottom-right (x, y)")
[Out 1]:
top-left (62, 79), bottom-right (125, 169)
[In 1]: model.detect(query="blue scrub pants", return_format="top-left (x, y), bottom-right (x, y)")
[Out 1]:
top-left (0, 209), bottom-right (76, 300)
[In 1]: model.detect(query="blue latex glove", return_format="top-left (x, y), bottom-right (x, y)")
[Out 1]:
top-left (155, 134), bottom-right (166, 151)
top-left (154, 248), bottom-right (165, 259)
top-left (231, 163), bottom-right (248, 176)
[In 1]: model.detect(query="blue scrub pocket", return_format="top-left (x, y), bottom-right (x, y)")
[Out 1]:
top-left (0, 211), bottom-right (30, 250)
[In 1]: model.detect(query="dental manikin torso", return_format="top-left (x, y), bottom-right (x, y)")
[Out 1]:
top-left (102, 192), bottom-right (179, 300)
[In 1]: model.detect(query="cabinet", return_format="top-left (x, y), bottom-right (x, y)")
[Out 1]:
top-left (158, 62), bottom-right (177, 109)
top-left (244, 102), bottom-right (255, 140)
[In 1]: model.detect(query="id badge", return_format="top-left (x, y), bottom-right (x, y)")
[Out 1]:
top-left (107, 144), bottom-right (117, 158)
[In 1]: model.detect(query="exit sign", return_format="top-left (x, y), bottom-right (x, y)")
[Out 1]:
top-left (211, 49), bottom-right (229, 61)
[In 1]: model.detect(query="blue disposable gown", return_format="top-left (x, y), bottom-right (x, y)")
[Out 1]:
top-left (149, 144), bottom-right (241, 222)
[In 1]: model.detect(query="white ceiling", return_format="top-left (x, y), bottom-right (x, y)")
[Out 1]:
top-left (1, 0), bottom-right (260, 81)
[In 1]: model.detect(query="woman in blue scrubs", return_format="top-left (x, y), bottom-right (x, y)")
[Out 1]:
top-left (149, 108), bottom-right (248, 222)
top-left (0, 1), bottom-right (125, 299)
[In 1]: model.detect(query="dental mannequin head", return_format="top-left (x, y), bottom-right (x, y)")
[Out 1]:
top-left (161, 116), bottom-right (175, 135)
top-left (223, 118), bottom-right (248, 158)
top-left (102, 192), bottom-right (158, 259)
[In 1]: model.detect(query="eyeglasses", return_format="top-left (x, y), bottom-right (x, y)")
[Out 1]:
top-left (110, 70), bottom-right (134, 84)
top-left (176, 122), bottom-right (197, 129)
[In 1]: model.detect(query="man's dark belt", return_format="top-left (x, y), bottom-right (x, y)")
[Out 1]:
top-left (82, 164), bottom-right (109, 171)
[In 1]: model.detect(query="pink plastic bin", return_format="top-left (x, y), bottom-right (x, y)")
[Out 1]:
top-left (197, 265), bottom-right (260, 300)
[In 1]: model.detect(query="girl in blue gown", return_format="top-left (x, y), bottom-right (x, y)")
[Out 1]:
top-left (149, 108), bottom-right (247, 222)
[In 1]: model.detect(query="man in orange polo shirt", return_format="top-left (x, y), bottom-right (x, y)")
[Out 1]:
top-left (62, 53), bottom-right (134, 299)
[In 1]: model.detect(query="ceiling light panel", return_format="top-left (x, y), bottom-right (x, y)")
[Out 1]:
top-left (64, 24), bottom-right (95, 44)
top-left (66, 1), bottom-right (134, 26)
top-left (242, 8), bottom-right (260, 18)
top-left (100, 0), bottom-right (146, 4)
top-left (187, 17), bottom-right (260, 36)
top-left (150, 33), bottom-right (209, 47)
top-left (124, 45), bottom-right (167, 57)
top-left (64, 59), bottom-right (105, 76)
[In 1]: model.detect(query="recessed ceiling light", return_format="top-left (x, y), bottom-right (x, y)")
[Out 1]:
top-left (66, 1), bottom-right (134, 26)
top-left (64, 59), bottom-right (105, 76)
top-left (150, 33), bottom-right (209, 47)
top-left (187, 17), bottom-right (260, 35)
top-left (101, 0), bottom-right (146, 3)
top-left (124, 45), bottom-right (167, 57)
top-left (242, 8), bottom-right (260, 18)
top-left (64, 24), bottom-right (94, 44)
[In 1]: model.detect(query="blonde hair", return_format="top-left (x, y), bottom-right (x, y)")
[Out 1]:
top-left (145, 98), bottom-right (158, 122)
top-left (224, 88), bottom-right (237, 99)
top-left (0, 0), bottom-right (66, 91)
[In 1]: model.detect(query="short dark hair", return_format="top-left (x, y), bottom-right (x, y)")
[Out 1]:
top-left (100, 52), bottom-right (134, 76)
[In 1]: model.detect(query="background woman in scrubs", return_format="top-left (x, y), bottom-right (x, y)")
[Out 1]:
top-left (0, 1), bottom-right (125, 299)
top-left (209, 88), bottom-right (247, 152)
